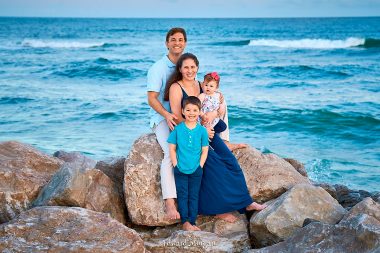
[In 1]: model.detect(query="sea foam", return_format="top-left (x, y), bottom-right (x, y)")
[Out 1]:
top-left (248, 37), bottom-right (365, 49)
top-left (21, 39), bottom-right (105, 49)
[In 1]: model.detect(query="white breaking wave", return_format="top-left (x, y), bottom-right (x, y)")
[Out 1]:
top-left (21, 39), bottom-right (105, 49)
top-left (248, 37), bottom-right (365, 49)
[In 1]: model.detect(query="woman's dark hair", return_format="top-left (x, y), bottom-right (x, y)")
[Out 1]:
top-left (164, 53), bottom-right (199, 101)
top-left (182, 96), bottom-right (201, 110)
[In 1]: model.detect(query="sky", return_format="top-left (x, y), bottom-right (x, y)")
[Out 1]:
top-left (0, 0), bottom-right (379, 18)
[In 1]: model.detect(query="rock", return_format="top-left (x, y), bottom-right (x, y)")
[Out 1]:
top-left (334, 184), bottom-right (373, 209)
top-left (0, 141), bottom-right (63, 223)
top-left (145, 231), bottom-right (248, 253)
top-left (33, 163), bottom-right (126, 224)
top-left (250, 183), bottom-right (346, 247)
top-left (341, 197), bottom-right (380, 222)
top-left (53, 150), bottom-right (97, 168)
top-left (373, 192), bottom-right (380, 204)
top-left (233, 146), bottom-right (310, 203)
top-left (134, 213), bottom-right (250, 252)
top-left (248, 214), bottom-right (380, 253)
top-left (313, 182), bottom-right (338, 199)
top-left (313, 183), bottom-right (376, 209)
top-left (124, 134), bottom-right (176, 226)
top-left (95, 157), bottom-right (126, 195)
top-left (283, 158), bottom-right (308, 177)
top-left (0, 206), bottom-right (146, 252)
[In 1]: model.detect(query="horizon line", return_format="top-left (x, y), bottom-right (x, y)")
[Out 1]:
top-left (0, 15), bottom-right (379, 19)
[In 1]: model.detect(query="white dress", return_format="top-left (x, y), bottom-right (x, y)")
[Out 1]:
top-left (201, 93), bottom-right (221, 127)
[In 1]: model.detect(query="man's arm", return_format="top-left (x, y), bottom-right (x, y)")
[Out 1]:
top-left (147, 91), bottom-right (177, 130)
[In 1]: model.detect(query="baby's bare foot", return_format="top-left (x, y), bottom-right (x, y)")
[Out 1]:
top-left (216, 213), bottom-right (238, 223)
top-left (246, 202), bottom-right (267, 211)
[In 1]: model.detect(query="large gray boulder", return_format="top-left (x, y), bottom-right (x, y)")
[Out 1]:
top-left (53, 150), bottom-right (97, 168)
top-left (233, 146), bottom-right (310, 203)
top-left (95, 156), bottom-right (126, 196)
top-left (33, 162), bottom-right (126, 224)
top-left (124, 133), bottom-right (177, 226)
top-left (315, 183), bottom-right (374, 209)
top-left (248, 214), bottom-right (380, 253)
top-left (0, 206), bottom-right (146, 252)
top-left (250, 183), bottom-right (346, 247)
top-left (140, 213), bottom-right (250, 252)
top-left (0, 141), bottom-right (63, 223)
top-left (341, 197), bottom-right (380, 223)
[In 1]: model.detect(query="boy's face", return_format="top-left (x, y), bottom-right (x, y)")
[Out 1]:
top-left (202, 80), bottom-right (218, 95)
top-left (166, 32), bottom-right (186, 55)
top-left (182, 103), bottom-right (200, 123)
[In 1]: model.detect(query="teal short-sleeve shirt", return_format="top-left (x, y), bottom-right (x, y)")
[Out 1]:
top-left (167, 122), bottom-right (209, 174)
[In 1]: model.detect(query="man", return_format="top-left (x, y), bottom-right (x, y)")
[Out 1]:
top-left (147, 27), bottom-right (187, 220)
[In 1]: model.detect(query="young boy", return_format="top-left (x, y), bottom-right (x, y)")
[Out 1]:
top-left (167, 96), bottom-right (209, 231)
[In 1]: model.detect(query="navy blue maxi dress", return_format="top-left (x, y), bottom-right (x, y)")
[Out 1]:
top-left (176, 83), bottom-right (253, 215)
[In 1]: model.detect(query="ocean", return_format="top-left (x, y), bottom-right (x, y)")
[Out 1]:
top-left (0, 17), bottom-right (379, 192)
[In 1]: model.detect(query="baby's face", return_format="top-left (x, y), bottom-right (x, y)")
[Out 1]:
top-left (202, 80), bottom-right (218, 95)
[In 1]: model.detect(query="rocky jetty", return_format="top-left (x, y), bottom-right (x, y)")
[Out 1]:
top-left (0, 141), bottom-right (63, 223)
top-left (0, 135), bottom-right (379, 252)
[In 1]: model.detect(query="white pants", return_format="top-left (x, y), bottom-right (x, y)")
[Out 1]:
top-left (153, 120), bottom-right (177, 199)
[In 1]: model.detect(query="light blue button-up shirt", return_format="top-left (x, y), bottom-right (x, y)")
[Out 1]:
top-left (147, 55), bottom-right (176, 128)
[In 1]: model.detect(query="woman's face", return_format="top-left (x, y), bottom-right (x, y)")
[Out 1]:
top-left (180, 58), bottom-right (198, 81)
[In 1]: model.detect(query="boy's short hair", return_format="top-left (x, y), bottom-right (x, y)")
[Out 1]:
top-left (182, 96), bottom-right (201, 110)
top-left (166, 27), bottom-right (187, 42)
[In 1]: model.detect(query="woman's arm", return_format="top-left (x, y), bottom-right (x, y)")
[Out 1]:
top-left (169, 84), bottom-right (185, 124)
top-left (200, 146), bottom-right (208, 168)
top-left (169, 144), bottom-right (178, 167)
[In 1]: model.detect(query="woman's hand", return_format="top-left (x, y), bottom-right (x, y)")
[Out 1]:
top-left (201, 111), bottom-right (218, 125)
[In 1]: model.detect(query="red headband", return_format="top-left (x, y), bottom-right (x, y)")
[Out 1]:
top-left (210, 72), bottom-right (220, 81)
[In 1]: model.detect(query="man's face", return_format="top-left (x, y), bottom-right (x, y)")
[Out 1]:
top-left (166, 32), bottom-right (186, 55)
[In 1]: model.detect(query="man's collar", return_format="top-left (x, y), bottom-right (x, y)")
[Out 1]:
top-left (164, 54), bottom-right (176, 68)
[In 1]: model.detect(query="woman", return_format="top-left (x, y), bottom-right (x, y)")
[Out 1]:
top-left (164, 53), bottom-right (266, 222)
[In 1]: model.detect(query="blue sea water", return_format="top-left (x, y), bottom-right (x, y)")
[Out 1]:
top-left (0, 17), bottom-right (379, 192)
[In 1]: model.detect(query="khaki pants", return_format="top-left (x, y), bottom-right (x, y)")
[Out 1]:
top-left (153, 120), bottom-right (177, 199)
